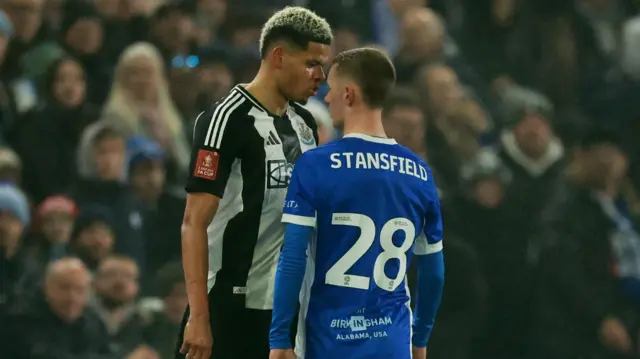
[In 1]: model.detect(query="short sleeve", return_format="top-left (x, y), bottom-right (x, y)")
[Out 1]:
top-left (414, 179), bottom-right (443, 255)
top-left (185, 92), bottom-right (246, 197)
top-left (281, 154), bottom-right (318, 228)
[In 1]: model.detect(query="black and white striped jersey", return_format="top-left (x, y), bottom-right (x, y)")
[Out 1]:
top-left (185, 85), bottom-right (318, 310)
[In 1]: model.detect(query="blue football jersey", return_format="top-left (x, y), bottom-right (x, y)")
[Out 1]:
top-left (281, 133), bottom-right (443, 359)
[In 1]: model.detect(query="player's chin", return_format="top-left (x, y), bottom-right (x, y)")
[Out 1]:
top-left (291, 95), bottom-right (310, 104)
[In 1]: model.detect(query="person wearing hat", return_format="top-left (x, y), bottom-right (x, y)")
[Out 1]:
top-left (531, 128), bottom-right (640, 359)
top-left (128, 136), bottom-right (185, 278)
top-left (0, 183), bottom-right (31, 313)
top-left (23, 195), bottom-right (78, 264)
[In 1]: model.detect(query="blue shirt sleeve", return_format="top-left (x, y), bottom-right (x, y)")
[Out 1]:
top-left (282, 154), bottom-right (317, 227)
top-left (270, 223), bottom-right (314, 349)
top-left (414, 180), bottom-right (443, 255)
top-left (412, 179), bottom-right (445, 347)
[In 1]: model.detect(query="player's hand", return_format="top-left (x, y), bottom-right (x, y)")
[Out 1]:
top-left (180, 314), bottom-right (213, 359)
top-left (599, 316), bottom-right (633, 353)
top-left (412, 345), bottom-right (427, 359)
top-left (269, 348), bottom-right (296, 359)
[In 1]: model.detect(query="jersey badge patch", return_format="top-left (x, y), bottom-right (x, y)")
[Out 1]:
top-left (297, 122), bottom-right (315, 146)
top-left (194, 150), bottom-right (219, 180)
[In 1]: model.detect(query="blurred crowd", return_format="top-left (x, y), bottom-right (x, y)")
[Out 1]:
top-left (0, 0), bottom-right (640, 358)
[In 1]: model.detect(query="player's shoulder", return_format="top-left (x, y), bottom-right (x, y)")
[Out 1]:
top-left (194, 87), bottom-right (253, 134)
top-left (394, 143), bottom-right (431, 168)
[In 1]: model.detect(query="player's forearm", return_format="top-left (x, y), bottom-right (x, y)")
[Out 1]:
top-left (181, 221), bottom-right (211, 316)
top-left (412, 251), bottom-right (445, 347)
top-left (270, 223), bottom-right (312, 349)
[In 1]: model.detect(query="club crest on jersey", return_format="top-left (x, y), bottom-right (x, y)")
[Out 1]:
top-left (267, 159), bottom-right (294, 189)
top-left (297, 122), bottom-right (315, 146)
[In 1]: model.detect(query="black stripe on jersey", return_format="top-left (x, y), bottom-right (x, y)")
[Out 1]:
top-left (203, 90), bottom-right (245, 149)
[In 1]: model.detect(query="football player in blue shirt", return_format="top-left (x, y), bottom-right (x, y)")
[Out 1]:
top-left (269, 47), bottom-right (445, 359)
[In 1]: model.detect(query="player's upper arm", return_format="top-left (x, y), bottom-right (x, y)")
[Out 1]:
top-left (185, 92), bottom-right (247, 198)
top-left (414, 170), bottom-right (443, 256)
top-left (281, 153), bottom-right (319, 228)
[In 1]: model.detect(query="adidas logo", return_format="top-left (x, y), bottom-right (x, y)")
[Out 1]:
top-left (266, 131), bottom-right (281, 146)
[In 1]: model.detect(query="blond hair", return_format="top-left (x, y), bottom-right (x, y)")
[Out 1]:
top-left (259, 6), bottom-right (332, 57)
top-left (102, 42), bottom-right (184, 139)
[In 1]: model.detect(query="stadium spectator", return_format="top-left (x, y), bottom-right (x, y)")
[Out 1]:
top-left (382, 87), bottom-right (426, 158)
top-left (68, 207), bottom-right (113, 270)
top-left (142, 261), bottom-right (187, 359)
top-left (92, 255), bottom-right (149, 356)
top-left (73, 124), bottom-right (146, 270)
top-left (0, 183), bottom-right (31, 312)
top-left (532, 129), bottom-right (636, 359)
top-left (13, 57), bottom-right (98, 202)
top-left (127, 136), bottom-right (184, 277)
top-left (24, 195), bottom-right (78, 266)
top-left (4, 257), bottom-right (112, 359)
top-left (101, 42), bottom-right (191, 185)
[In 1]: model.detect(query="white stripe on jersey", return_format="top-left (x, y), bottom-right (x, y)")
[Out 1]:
top-left (204, 90), bottom-right (241, 148)
top-left (214, 96), bottom-right (247, 148)
top-left (192, 111), bottom-right (205, 142)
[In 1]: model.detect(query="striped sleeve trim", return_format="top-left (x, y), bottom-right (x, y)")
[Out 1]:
top-left (282, 213), bottom-right (316, 228)
top-left (414, 239), bottom-right (443, 255)
top-left (203, 90), bottom-right (246, 149)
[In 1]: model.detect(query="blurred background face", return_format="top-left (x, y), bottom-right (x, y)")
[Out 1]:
top-left (41, 212), bottom-right (74, 244)
top-left (95, 258), bottom-right (139, 307)
top-left (513, 115), bottom-right (552, 158)
top-left (66, 18), bottom-right (103, 54)
top-left (164, 282), bottom-right (188, 323)
top-left (130, 160), bottom-right (166, 203)
top-left (0, 211), bottom-right (24, 254)
top-left (581, 145), bottom-right (628, 189)
top-left (277, 43), bottom-right (329, 102)
top-left (198, 62), bottom-right (233, 100)
top-left (400, 10), bottom-right (443, 62)
top-left (332, 28), bottom-right (359, 55)
top-left (153, 10), bottom-right (193, 52)
top-left (384, 106), bottom-right (425, 152)
top-left (196, 0), bottom-right (226, 26)
top-left (93, 136), bottom-right (125, 180)
top-left (3, 0), bottom-right (43, 42)
top-left (122, 55), bottom-right (159, 102)
top-left (53, 60), bottom-right (86, 108)
top-left (75, 222), bottom-right (113, 262)
top-left (473, 177), bottom-right (504, 208)
top-left (92, 0), bottom-right (118, 18)
top-left (422, 66), bottom-right (463, 116)
top-left (44, 266), bottom-right (91, 322)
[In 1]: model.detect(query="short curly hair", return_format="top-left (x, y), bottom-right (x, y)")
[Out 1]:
top-left (259, 7), bottom-right (333, 59)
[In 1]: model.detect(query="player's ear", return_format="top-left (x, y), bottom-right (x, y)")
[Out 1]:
top-left (271, 47), bottom-right (285, 69)
top-left (345, 87), bottom-right (355, 107)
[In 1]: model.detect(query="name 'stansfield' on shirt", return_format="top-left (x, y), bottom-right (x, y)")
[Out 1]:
top-left (330, 152), bottom-right (428, 181)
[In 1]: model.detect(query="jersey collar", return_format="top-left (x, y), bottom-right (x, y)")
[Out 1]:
top-left (343, 133), bottom-right (397, 145)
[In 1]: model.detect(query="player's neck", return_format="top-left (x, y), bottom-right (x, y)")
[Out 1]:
top-left (343, 109), bottom-right (388, 139)
top-left (245, 69), bottom-right (288, 116)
